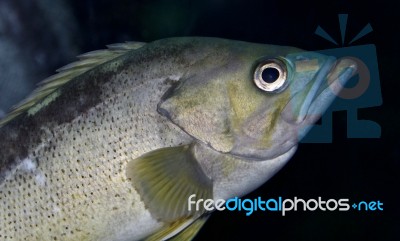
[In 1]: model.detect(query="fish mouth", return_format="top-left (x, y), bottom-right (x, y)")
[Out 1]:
top-left (283, 56), bottom-right (358, 125)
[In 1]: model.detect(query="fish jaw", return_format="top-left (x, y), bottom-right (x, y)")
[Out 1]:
top-left (282, 53), bottom-right (358, 140)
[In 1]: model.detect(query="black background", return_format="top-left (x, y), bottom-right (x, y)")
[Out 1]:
top-left (4, 0), bottom-right (400, 240)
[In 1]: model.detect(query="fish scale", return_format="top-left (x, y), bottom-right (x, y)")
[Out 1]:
top-left (0, 44), bottom-right (193, 240)
top-left (0, 80), bottom-right (191, 240)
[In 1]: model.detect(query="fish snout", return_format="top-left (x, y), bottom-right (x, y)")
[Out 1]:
top-left (326, 57), bottom-right (358, 98)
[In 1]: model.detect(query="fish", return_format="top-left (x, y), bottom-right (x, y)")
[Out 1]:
top-left (0, 37), bottom-right (357, 240)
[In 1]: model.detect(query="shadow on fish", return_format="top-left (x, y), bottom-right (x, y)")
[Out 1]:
top-left (0, 37), bottom-right (357, 240)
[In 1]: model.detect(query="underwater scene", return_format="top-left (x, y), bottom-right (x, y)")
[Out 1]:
top-left (0, 0), bottom-right (398, 240)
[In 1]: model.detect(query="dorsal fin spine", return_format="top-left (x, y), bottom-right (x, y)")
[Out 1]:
top-left (0, 41), bottom-right (146, 127)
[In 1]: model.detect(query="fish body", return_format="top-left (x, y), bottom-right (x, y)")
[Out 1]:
top-left (0, 37), bottom-right (356, 240)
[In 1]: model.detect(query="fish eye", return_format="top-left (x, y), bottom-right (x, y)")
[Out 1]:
top-left (254, 58), bottom-right (288, 93)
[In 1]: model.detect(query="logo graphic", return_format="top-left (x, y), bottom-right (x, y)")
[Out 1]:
top-left (188, 195), bottom-right (384, 217)
top-left (301, 14), bottom-right (382, 143)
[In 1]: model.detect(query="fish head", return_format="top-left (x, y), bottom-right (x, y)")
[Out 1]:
top-left (159, 39), bottom-right (357, 161)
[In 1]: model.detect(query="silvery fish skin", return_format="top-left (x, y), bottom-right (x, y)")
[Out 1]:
top-left (0, 37), bottom-right (356, 240)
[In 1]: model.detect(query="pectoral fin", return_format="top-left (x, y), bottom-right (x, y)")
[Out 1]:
top-left (168, 215), bottom-right (209, 241)
top-left (144, 215), bottom-right (210, 241)
top-left (126, 145), bottom-right (213, 222)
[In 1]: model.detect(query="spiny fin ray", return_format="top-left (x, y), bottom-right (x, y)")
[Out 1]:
top-left (0, 41), bottom-right (146, 127)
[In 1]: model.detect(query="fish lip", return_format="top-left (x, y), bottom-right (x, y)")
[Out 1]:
top-left (323, 57), bottom-right (358, 98)
top-left (296, 56), bottom-right (336, 123)
top-left (304, 57), bottom-right (358, 121)
top-left (283, 56), bottom-right (357, 125)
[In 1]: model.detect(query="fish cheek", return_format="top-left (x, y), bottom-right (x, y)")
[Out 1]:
top-left (157, 77), bottom-right (235, 153)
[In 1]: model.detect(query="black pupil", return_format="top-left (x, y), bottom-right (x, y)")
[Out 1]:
top-left (261, 67), bottom-right (280, 83)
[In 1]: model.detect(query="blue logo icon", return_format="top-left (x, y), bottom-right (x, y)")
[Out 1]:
top-left (302, 14), bottom-right (382, 143)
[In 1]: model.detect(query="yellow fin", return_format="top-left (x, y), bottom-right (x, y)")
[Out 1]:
top-left (144, 215), bottom-right (209, 241)
top-left (168, 215), bottom-right (209, 241)
top-left (144, 218), bottom-right (193, 241)
top-left (126, 145), bottom-right (213, 222)
top-left (0, 41), bottom-right (146, 127)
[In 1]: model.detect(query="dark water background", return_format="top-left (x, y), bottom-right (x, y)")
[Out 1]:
top-left (0, 0), bottom-right (398, 240)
